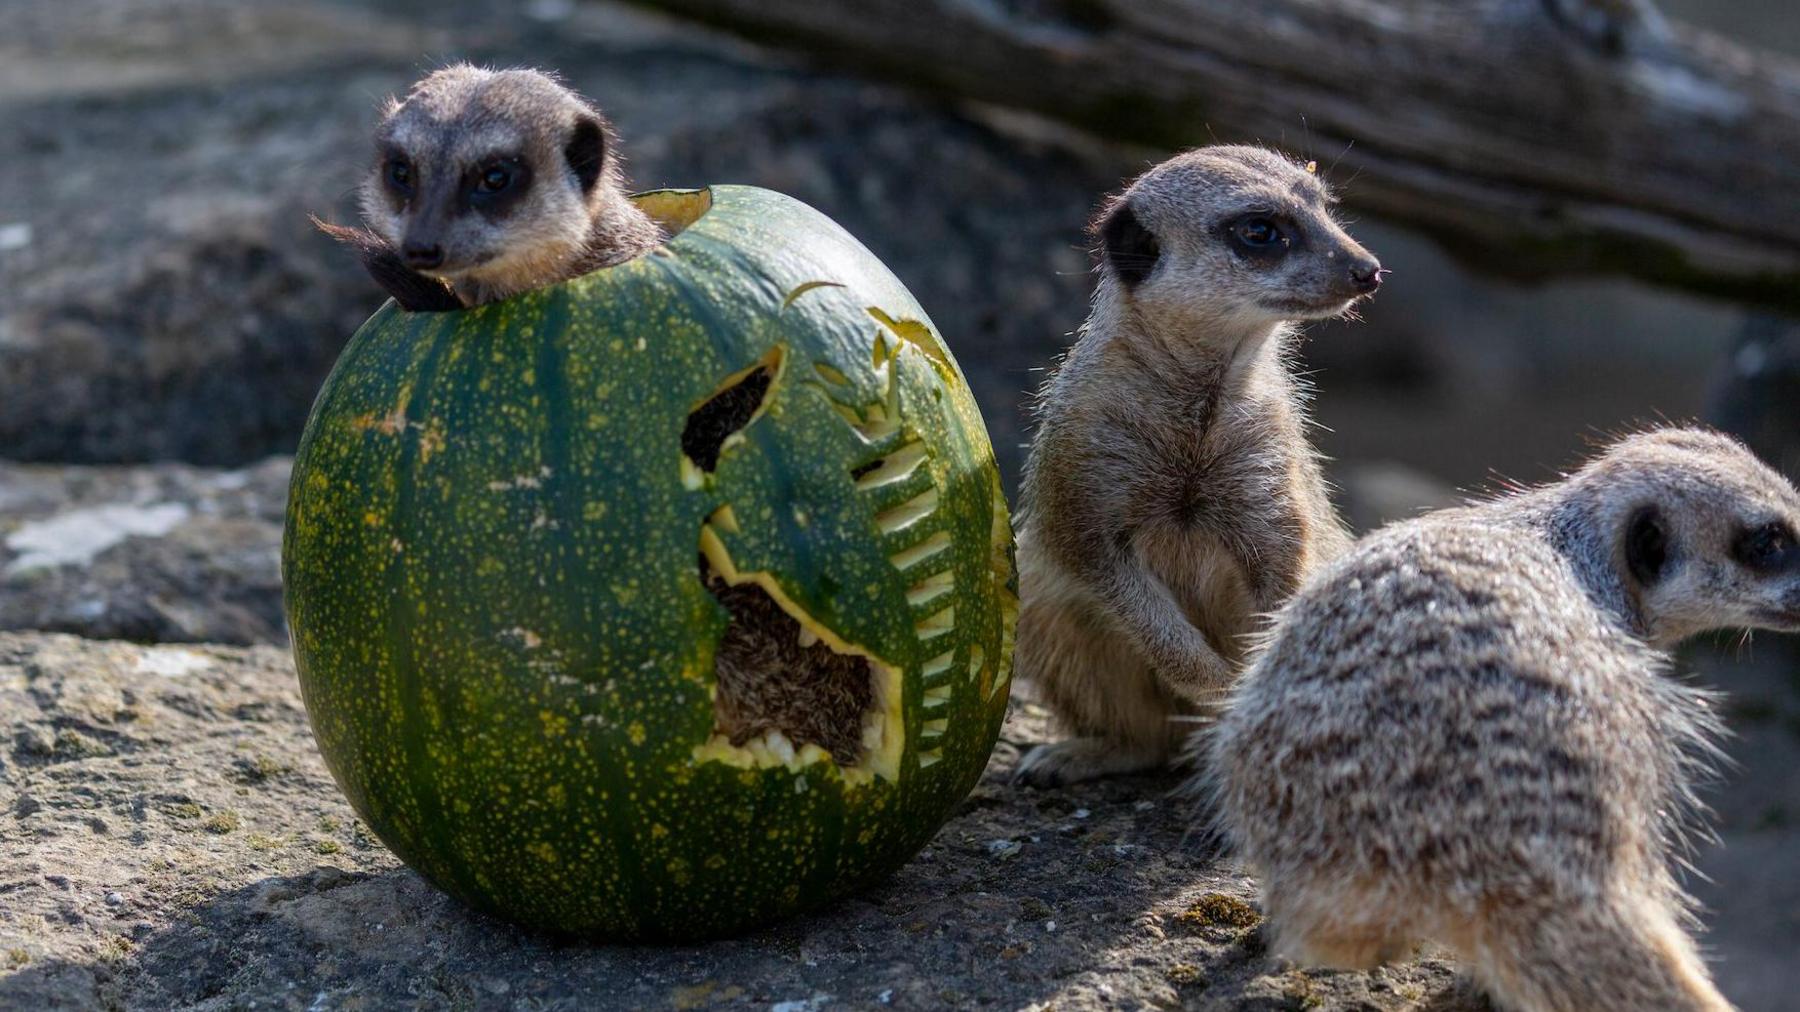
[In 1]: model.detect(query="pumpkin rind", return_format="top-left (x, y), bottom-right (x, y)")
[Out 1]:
top-left (282, 186), bottom-right (1017, 939)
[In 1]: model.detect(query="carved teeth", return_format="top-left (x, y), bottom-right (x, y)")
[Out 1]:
top-left (877, 487), bottom-right (940, 535)
top-left (854, 442), bottom-right (928, 490)
top-left (889, 531), bottom-right (952, 571)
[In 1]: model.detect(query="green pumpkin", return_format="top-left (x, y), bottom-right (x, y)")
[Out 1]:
top-left (282, 186), bottom-right (1017, 940)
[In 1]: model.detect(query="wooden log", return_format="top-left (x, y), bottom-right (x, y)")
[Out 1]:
top-left (630, 0), bottom-right (1800, 309)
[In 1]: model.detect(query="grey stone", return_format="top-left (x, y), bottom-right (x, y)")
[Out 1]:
top-left (0, 458), bottom-right (290, 645)
top-left (0, 631), bottom-right (1475, 1011)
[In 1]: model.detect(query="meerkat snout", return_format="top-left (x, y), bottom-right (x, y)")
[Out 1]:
top-left (1344, 254), bottom-right (1384, 295)
top-left (401, 242), bottom-right (444, 270)
top-left (1097, 145), bottom-right (1381, 331)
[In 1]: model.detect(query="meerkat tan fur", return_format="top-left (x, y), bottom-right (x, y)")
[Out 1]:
top-left (316, 64), bottom-right (663, 311)
top-left (1013, 146), bottom-right (1382, 786)
top-left (1208, 427), bottom-right (1800, 1012)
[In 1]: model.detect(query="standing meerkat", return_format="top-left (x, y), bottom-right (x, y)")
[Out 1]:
top-left (316, 64), bottom-right (664, 311)
top-left (1013, 146), bottom-right (1382, 786)
top-left (1208, 427), bottom-right (1800, 1012)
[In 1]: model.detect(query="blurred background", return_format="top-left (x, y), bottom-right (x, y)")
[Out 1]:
top-left (0, 0), bottom-right (1794, 1006)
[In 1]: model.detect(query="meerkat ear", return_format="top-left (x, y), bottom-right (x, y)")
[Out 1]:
top-left (565, 114), bottom-right (607, 195)
top-left (1098, 199), bottom-right (1159, 288)
top-left (1626, 505), bottom-right (1669, 586)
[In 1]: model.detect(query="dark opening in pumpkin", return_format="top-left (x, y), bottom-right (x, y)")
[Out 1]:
top-left (682, 346), bottom-right (893, 773)
top-left (701, 557), bottom-right (874, 765)
top-left (681, 346), bottom-right (784, 475)
top-left (682, 367), bottom-right (772, 471)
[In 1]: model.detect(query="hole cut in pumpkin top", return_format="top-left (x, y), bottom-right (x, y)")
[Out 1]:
top-left (630, 187), bottom-right (714, 237)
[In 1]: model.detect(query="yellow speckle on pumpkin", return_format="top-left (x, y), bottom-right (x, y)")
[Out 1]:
top-left (651, 823), bottom-right (669, 839)
top-left (363, 512), bottom-right (381, 526)
top-left (418, 421), bottom-right (446, 463)
top-left (627, 722), bottom-right (647, 746)
top-left (539, 711), bottom-right (568, 737)
top-left (528, 841), bottom-right (558, 865)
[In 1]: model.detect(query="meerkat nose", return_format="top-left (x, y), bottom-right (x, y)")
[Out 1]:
top-left (1348, 257), bottom-right (1383, 293)
top-left (402, 243), bottom-right (445, 270)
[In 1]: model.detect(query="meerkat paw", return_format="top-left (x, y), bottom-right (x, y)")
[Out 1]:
top-left (1013, 737), bottom-right (1165, 787)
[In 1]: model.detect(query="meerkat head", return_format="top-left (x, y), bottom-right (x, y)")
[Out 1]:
top-left (1093, 145), bottom-right (1382, 335)
top-left (1573, 428), bottom-right (1800, 647)
top-left (360, 64), bottom-right (622, 292)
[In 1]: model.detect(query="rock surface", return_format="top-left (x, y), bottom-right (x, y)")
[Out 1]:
top-left (0, 632), bottom-right (1478, 1011)
top-left (0, 459), bottom-right (289, 645)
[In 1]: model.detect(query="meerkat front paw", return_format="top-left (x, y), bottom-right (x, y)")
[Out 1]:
top-left (1013, 737), bottom-right (1164, 788)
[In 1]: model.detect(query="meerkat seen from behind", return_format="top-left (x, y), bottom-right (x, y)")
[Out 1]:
top-left (1013, 146), bottom-right (1381, 786)
top-left (316, 64), bottom-right (664, 311)
top-left (1209, 427), bottom-right (1800, 1012)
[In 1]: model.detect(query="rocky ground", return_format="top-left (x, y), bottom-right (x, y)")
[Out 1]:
top-left (0, 632), bottom-right (1489, 1011)
top-left (2, 0), bottom-right (1798, 1008)
top-left (4, 456), bottom-right (1797, 1011)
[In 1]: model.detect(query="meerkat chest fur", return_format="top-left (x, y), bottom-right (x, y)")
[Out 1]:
top-left (1032, 292), bottom-right (1318, 609)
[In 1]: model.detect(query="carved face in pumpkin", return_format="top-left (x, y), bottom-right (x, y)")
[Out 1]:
top-left (285, 186), bottom-right (1016, 939)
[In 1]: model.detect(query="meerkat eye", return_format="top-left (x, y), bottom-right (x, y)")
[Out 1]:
top-left (467, 157), bottom-right (530, 210)
top-left (1231, 216), bottom-right (1285, 249)
top-left (478, 164), bottom-right (513, 193)
top-left (385, 157), bottom-right (413, 192)
top-left (1733, 521), bottom-right (1797, 572)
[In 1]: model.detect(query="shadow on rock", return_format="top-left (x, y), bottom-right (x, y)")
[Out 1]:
top-left (0, 766), bottom-right (1479, 1010)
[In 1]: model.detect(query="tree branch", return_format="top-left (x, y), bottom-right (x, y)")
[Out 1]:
top-left (632, 0), bottom-right (1800, 309)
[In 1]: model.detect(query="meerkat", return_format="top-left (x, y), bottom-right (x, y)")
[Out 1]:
top-left (315, 64), bottom-right (663, 311)
top-left (1012, 146), bottom-right (1382, 786)
top-left (1207, 427), bottom-right (1800, 1012)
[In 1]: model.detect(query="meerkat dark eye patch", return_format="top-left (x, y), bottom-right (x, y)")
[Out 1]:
top-left (1099, 200), bottom-right (1159, 287)
top-left (384, 156), bottom-right (414, 193)
top-left (1626, 505), bottom-right (1669, 585)
top-left (464, 156), bottom-right (531, 217)
top-left (1732, 520), bottom-right (1798, 573)
top-left (565, 115), bottom-right (607, 195)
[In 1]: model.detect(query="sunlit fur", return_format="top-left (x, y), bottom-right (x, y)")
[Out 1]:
top-left (1206, 427), bottom-right (1800, 1012)
top-left (357, 64), bottom-right (661, 307)
top-left (1013, 146), bottom-right (1381, 787)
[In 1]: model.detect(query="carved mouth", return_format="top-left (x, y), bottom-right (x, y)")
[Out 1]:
top-left (694, 514), bottom-right (905, 786)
